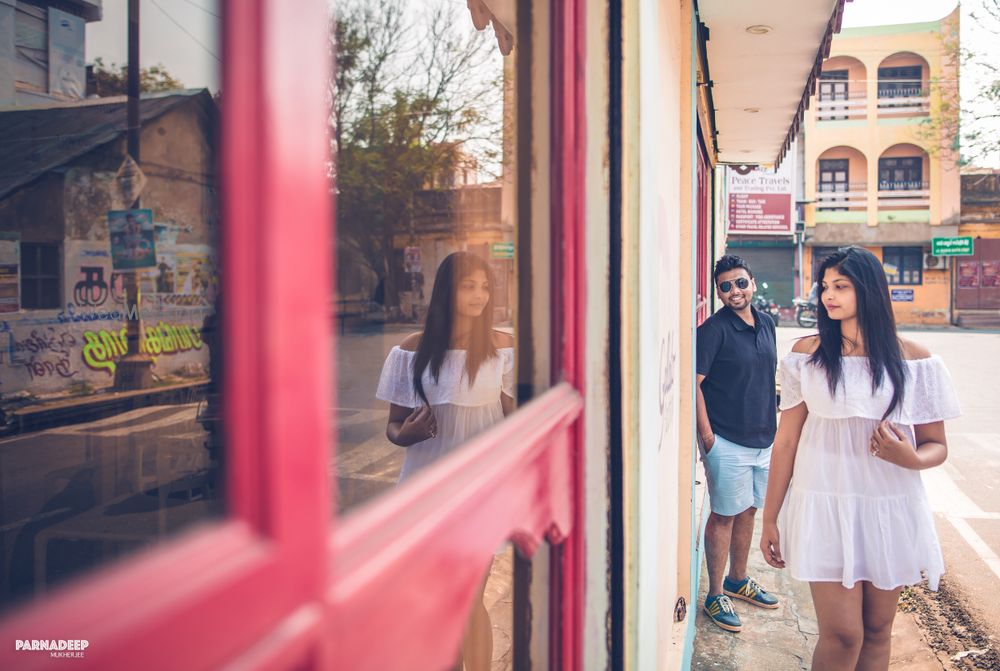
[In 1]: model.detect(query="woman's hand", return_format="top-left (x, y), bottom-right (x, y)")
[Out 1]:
top-left (396, 405), bottom-right (438, 445)
top-left (870, 420), bottom-right (919, 469)
top-left (760, 521), bottom-right (785, 569)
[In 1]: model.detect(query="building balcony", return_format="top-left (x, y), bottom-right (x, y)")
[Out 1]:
top-left (815, 209), bottom-right (869, 225)
top-left (817, 182), bottom-right (868, 210)
top-left (877, 86), bottom-right (930, 117)
top-left (878, 180), bottom-right (929, 208)
top-left (816, 94), bottom-right (867, 122)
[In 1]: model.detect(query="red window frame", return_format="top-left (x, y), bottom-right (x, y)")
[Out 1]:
top-left (696, 131), bottom-right (712, 324)
top-left (0, 0), bottom-right (587, 668)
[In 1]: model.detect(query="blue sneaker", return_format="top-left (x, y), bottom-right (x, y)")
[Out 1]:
top-left (723, 575), bottom-right (779, 609)
top-left (703, 594), bottom-right (742, 632)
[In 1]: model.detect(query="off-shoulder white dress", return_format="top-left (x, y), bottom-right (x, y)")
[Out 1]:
top-left (778, 353), bottom-right (960, 590)
top-left (376, 347), bottom-right (515, 482)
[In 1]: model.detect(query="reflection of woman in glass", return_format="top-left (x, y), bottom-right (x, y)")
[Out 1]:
top-left (376, 251), bottom-right (514, 671)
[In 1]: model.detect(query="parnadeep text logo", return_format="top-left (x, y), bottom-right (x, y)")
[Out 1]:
top-left (15, 639), bottom-right (89, 658)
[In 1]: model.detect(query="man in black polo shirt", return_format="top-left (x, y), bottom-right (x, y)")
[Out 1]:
top-left (696, 255), bottom-right (779, 633)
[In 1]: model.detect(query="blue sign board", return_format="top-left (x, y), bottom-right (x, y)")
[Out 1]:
top-left (890, 289), bottom-right (914, 302)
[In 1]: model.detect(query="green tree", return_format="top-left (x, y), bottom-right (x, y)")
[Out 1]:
top-left (86, 57), bottom-right (184, 97)
top-left (331, 0), bottom-right (503, 312)
top-left (963, 1), bottom-right (1000, 166)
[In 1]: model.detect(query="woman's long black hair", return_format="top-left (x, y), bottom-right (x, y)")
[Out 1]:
top-left (413, 251), bottom-right (497, 406)
top-left (810, 246), bottom-right (907, 420)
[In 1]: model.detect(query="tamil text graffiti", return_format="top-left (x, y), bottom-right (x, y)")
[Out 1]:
top-left (57, 303), bottom-right (139, 324)
top-left (73, 266), bottom-right (110, 307)
top-left (82, 321), bottom-right (204, 374)
top-left (24, 355), bottom-right (78, 381)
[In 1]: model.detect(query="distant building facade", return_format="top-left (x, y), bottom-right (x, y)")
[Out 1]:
top-left (956, 170), bottom-right (1000, 325)
top-left (0, 1), bottom-right (101, 107)
top-left (802, 9), bottom-right (961, 325)
top-left (0, 91), bottom-right (219, 400)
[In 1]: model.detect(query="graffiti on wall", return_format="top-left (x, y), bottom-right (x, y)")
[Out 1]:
top-left (1, 327), bottom-right (80, 382)
top-left (73, 266), bottom-right (110, 307)
top-left (657, 331), bottom-right (677, 453)
top-left (82, 321), bottom-right (204, 375)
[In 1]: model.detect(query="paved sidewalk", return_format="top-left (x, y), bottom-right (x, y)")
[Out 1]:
top-left (690, 518), bottom-right (945, 670)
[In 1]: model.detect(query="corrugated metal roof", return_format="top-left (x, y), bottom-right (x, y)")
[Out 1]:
top-left (0, 89), bottom-right (211, 200)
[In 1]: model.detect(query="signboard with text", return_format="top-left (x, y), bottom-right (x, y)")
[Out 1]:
top-left (932, 236), bottom-right (974, 256)
top-left (48, 8), bottom-right (86, 98)
top-left (890, 289), bottom-right (914, 302)
top-left (725, 145), bottom-right (796, 236)
top-left (490, 242), bottom-right (515, 259)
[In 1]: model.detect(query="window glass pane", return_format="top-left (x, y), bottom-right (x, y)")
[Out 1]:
top-left (21, 245), bottom-right (38, 275)
top-left (39, 277), bottom-right (60, 308)
top-left (333, 0), bottom-right (519, 514)
top-left (332, 4), bottom-right (531, 667)
top-left (40, 244), bottom-right (59, 273)
top-left (0, 1), bottom-right (223, 611)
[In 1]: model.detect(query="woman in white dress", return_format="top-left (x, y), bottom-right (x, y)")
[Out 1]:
top-left (760, 246), bottom-right (960, 670)
top-left (376, 251), bottom-right (514, 671)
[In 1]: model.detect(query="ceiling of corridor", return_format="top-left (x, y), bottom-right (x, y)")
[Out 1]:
top-left (700, 0), bottom-right (846, 166)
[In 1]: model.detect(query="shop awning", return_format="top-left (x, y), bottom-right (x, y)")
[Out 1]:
top-left (699, 0), bottom-right (848, 166)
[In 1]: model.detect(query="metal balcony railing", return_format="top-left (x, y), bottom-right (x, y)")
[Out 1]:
top-left (877, 84), bottom-right (927, 99)
top-left (878, 180), bottom-right (928, 191)
top-left (877, 180), bottom-right (929, 208)
top-left (877, 82), bottom-right (930, 115)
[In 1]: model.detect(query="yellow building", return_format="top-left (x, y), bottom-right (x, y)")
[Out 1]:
top-left (802, 9), bottom-right (960, 325)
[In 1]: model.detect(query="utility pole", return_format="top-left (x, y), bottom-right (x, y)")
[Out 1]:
top-left (114, 0), bottom-right (153, 390)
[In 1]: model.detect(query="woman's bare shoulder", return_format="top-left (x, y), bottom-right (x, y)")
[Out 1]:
top-left (492, 330), bottom-right (515, 348)
top-left (899, 338), bottom-right (932, 361)
top-left (791, 335), bottom-right (820, 354)
top-left (399, 332), bottom-right (423, 352)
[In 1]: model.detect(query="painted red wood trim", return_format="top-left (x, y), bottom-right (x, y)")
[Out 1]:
top-left (327, 384), bottom-right (583, 671)
top-left (551, 0), bottom-right (587, 667)
top-left (696, 140), bottom-right (711, 325)
top-left (0, 1), bottom-right (333, 668)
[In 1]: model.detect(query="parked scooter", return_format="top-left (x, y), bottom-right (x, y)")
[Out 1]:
top-left (794, 296), bottom-right (817, 328)
top-left (753, 282), bottom-right (781, 325)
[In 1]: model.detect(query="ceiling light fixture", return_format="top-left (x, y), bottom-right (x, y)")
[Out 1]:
top-left (745, 25), bottom-right (772, 35)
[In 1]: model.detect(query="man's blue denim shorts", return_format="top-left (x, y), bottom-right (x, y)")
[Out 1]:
top-left (701, 433), bottom-right (772, 517)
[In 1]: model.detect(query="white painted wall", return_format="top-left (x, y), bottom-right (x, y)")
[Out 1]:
top-left (583, 0), bottom-right (612, 668)
top-left (636, 0), bottom-right (684, 667)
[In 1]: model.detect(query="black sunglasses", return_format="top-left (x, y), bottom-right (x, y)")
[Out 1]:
top-left (718, 277), bottom-right (750, 293)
